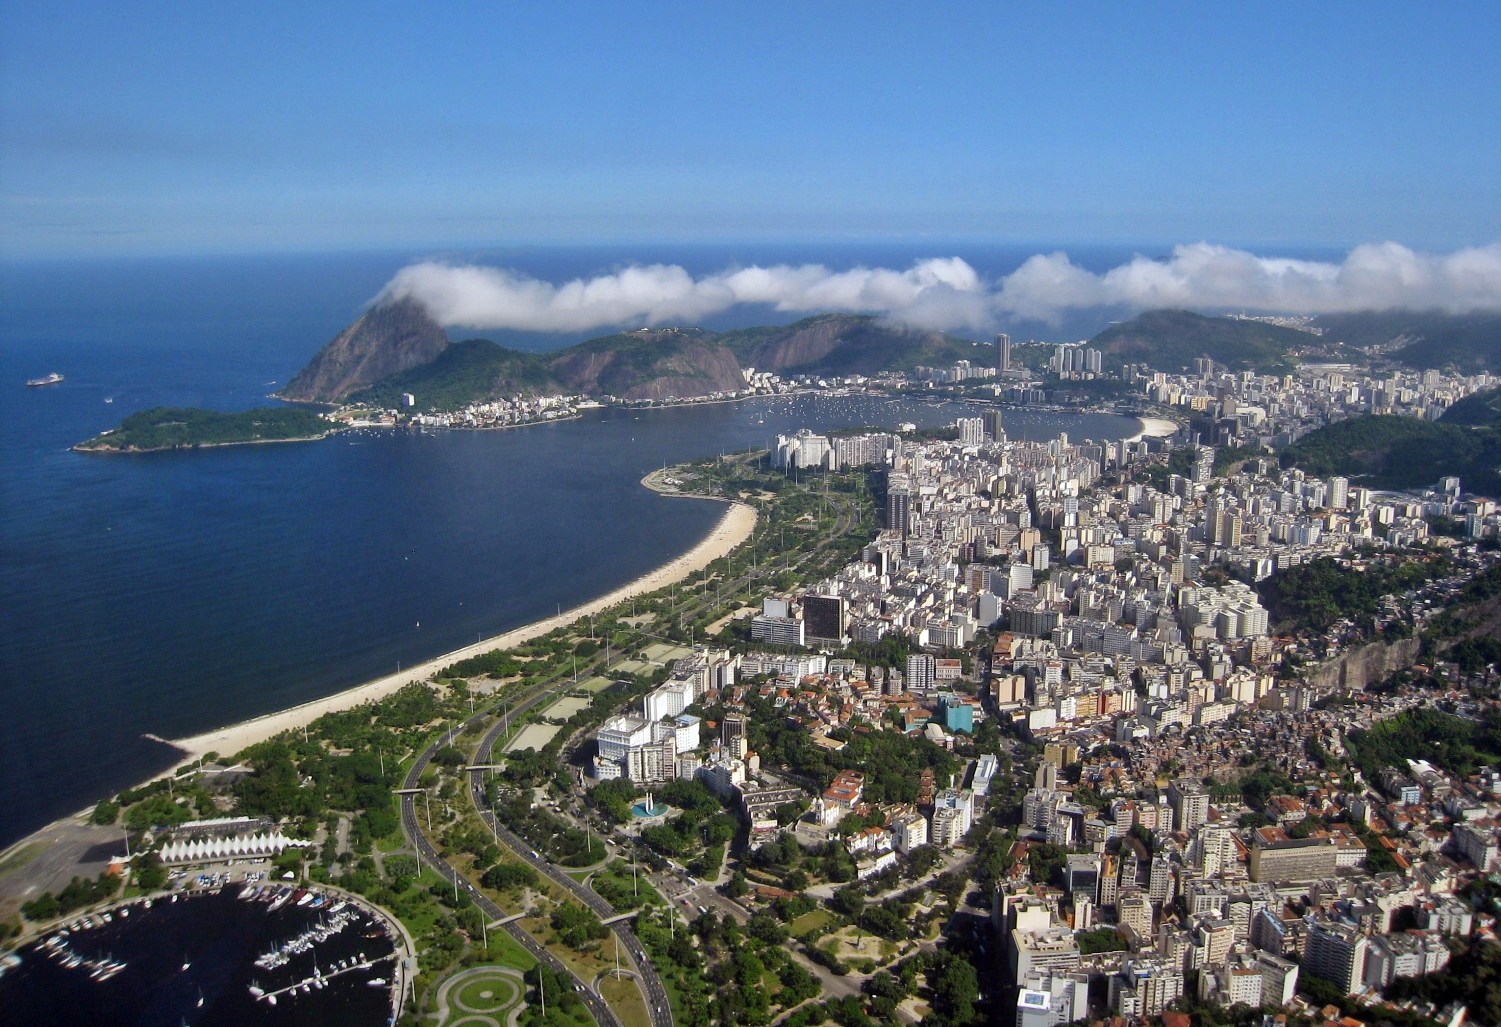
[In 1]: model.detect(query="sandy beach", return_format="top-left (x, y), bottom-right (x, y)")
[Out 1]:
top-left (1124, 415), bottom-right (1179, 443)
top-left (169, 498), bottom-right (757, 761)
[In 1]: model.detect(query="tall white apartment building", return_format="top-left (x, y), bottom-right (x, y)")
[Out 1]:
top-left (931, 788), bottom-right (974, 847)
top-left (1016, 971), bottom-right (1089, 1027)
top-left (644, 679), bottom-right (694, 722)
top-left (906, 653), bottom-right (936, 692)
top-left (1305, 920), bottom-right (1368, 995)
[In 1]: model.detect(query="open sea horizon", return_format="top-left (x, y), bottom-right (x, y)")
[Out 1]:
top-left (0, 246), bottom-right (1146, 850)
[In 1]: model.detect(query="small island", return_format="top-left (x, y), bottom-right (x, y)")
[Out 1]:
top-left (75, 405), bottom-right (339, 453)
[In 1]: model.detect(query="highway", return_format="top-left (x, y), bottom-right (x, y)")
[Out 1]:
top-left (399, 658), bottom-right (673, 1027)
top-left (400, 723), bottom-right (629, 1027)
top-left (472, 716), bottom-right (674, 1027)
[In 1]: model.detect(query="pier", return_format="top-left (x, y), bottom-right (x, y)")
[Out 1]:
top-left (250, 953), bottom-right (396, 1006)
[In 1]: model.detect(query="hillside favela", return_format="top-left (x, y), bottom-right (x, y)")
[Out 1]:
top-left (6, 7), bottom-right (1501, 1027)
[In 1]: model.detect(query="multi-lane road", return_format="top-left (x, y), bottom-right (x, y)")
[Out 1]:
top-left (470, 716), bottom-right (675, 1027)
top-left (400, 721), bottom-right (631, 1027)
top-left (400, 664), bottom-right (673, 1027)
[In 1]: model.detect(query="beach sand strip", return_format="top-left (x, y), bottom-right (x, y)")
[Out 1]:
top-left (169, 500), bottom-right (756, 761)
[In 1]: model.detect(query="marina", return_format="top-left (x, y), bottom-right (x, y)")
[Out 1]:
top-left (0, 884), bottom-right (405, 1026)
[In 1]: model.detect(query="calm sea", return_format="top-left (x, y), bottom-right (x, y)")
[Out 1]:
top-left (0, 247), bottom-right (1139, 849)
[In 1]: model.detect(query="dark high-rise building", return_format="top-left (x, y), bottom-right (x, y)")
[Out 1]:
top-left (982, 409), bottom-right (1005, 444)
top-left (802, 594), bottom-right (846, 644)
top-left (997, 333), bottom-right (1012, 372)
top-left (887, 487), bottom-right (911, 535)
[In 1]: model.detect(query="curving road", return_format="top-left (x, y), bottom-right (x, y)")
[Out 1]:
top-left (400, 705), bottom-right (629, 1027)
top-left (470, 711), bottom-right (675, 1027)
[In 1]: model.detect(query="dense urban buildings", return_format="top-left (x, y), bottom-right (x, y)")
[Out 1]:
top-left (574, 353), bottom-right (1501, 1027)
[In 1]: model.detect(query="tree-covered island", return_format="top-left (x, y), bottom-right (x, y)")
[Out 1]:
top-left (74, 405), bottom-right (338, 452)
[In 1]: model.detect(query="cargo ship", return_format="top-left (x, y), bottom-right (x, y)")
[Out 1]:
top-left (26, 373), bottom-right (64, 387)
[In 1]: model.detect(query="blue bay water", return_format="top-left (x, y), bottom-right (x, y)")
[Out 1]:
top-left (0, 249), bottom-right (1139, 849)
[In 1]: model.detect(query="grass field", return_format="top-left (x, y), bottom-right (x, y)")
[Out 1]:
top-left (787, 910), bottom-right (832, 935)
top-left (600, 973), bottom-right (654, 1027)
top-left (479, 929), bottom-right (538, 971)
top-left (0, 842), bottom-right (43, 879)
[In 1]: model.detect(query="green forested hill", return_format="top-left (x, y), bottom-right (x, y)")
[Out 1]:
top-left (1345, 707), bottom-right (1501, 777)
top-left (1314, 311), bottom-right (1501, 371)
top-left (1278, 414), bottom-right (1501, 494)
top-left (1440, 385), bottom-right (1501, 426)
top-left (348, 339), bottom-right (556, 410)
top-left (1087, 309), bottom-right (1312, 372)
top-left (76, 406), bottom-right (334, 452)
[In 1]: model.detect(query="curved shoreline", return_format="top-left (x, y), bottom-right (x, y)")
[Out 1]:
top-left (1124, 415), bottom-right (1179, 443)
top-left (167, 494), bottom-right (757, 761)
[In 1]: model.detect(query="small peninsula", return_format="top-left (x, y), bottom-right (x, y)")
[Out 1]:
top-left (75, 405), bottom-right (338, 453)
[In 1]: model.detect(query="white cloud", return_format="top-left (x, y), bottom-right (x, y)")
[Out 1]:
top-left (1004, 242), bottom-right (1501, 321)
top-left (377, 242), bottom-right (1501, 334)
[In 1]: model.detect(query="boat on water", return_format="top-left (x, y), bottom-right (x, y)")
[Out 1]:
top-left (26, 373), bottom-right (64, 387)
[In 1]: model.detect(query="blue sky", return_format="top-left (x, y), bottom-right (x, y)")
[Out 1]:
top-left (2, 2), bottom-right (1498, 257)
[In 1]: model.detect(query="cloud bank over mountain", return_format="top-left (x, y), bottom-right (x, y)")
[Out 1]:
top-left (377, 242), bottom-right (1501, 334)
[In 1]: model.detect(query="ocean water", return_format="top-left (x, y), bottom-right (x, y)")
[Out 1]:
top-left (0, 249), bottom-right (1139, 849)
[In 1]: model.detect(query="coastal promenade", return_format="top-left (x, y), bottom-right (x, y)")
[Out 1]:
top-left (168, 498), bottom-right (757, 761)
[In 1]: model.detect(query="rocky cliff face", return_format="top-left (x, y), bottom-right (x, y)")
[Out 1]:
top-left (279, 298), bottom-right (449, 403)
top-left (739, 317), bottom-right (854, 371)
top-left (1307, 636), bottom-right (1422, 691)
top-left (547, 330), bottom-right (745, 400)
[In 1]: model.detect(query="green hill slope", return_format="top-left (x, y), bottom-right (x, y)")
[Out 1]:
top-left (719, 314), bottom-right (988, 376)
top-left (1087, 309), bottom-right (1310, 372)
top-left (347, 339), bottom-right (555, 410)
top-left (546, 327), bottom-right (744, 400)
top-left (1279, 414), bottom-right (1501, 494)
top-left (1314, 311), bottom-right (1501, 371)
top-left (1439, 386), bottom-right (1501, 426)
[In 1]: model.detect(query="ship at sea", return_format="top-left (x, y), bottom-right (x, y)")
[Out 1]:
top-left (25, 373), bottom-right (64, 387)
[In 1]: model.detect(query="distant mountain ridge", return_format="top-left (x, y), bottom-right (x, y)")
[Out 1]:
top-left (281, 299), bottom-right (1501, 411)
top-left (286, 302), bottom-right (992, 409)
top-left (1312, 311), bottom-right (1501, 371)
